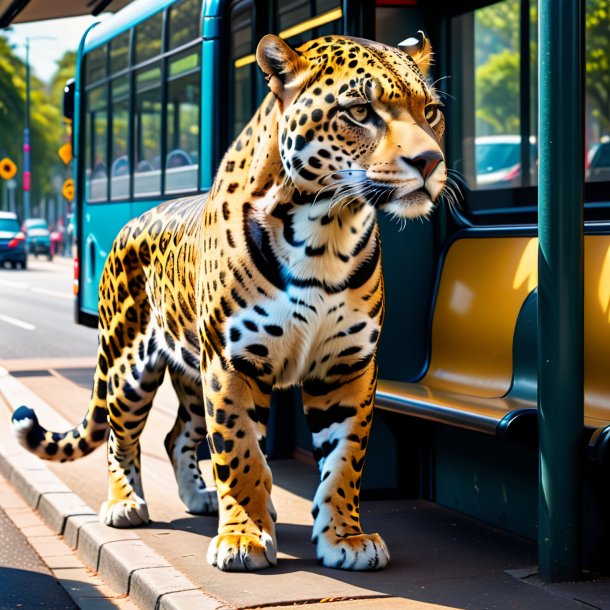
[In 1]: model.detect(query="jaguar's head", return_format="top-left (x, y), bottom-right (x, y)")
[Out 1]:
top-left (257, 33), bottom-right (447, 220)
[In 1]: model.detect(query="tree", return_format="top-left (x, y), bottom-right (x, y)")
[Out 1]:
top-left (473, 0), bottom-right (521, 136)
top-left (476, 50), bottom-right (520, 135)
top-left (49, 50), bottom-right (76, 110)
top-left (472, 0), bottom-right (610, 138)
top-left (585, 0), bottom-right (610, 135)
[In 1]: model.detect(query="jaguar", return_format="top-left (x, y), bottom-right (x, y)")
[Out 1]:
top-left (12, 32), bottom-right (447, 572)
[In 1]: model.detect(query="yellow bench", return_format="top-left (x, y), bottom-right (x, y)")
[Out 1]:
top-left (376, 234), bottom-right (610, 454)
top-left (584, 235), bottom-right (610, 462)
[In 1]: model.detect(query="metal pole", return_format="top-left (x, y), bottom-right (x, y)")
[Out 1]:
top-left (8, 180), bottom-right (16, 213)
top-left (537, 0), bottom-right (584, 582)
top-left (23, 37), bottom-right (31, 220)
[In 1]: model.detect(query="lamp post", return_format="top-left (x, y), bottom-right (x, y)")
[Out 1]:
top-left (19, 35), bottom-right (57, 221)
top-left (23, 37), bottom-right (30, 220)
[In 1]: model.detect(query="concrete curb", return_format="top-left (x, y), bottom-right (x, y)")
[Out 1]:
top-left (0, 369), bottom-right (222, 610)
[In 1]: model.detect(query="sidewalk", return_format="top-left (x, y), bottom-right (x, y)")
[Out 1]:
top-left (1, 360), bottom-right (610, 609)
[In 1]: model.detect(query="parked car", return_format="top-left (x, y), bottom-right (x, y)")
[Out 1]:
top-left (588, 141), bottom-right (610, 182)
top-left (0, 211), bottom-right (27, 269)
top-left (475, 135), bottom-right (538, 188)
top-left (23, 218), bottom-right (52, 260)
top-left (50, 228), bottom-right (63, 256)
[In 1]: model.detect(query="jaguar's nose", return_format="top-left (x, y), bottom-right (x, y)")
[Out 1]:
top-left (401, 151), bottom-right (443, 180)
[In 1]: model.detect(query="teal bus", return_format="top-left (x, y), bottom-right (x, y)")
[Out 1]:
top-left (66, 0), bottom-right (610, 580)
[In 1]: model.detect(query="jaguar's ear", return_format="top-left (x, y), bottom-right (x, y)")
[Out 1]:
top-left (399, 31), bottom-right (433, 76)
top-left (257, 34), bottom-right (308, 105)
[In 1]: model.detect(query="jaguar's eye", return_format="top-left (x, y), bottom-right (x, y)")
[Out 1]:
top-left (425, 104), bottom-right (443, 128)
top-left (347, 104), bottom-right (371, 124)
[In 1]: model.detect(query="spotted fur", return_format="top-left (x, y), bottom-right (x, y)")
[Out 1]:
top-left (12, 34), bottom-right (446, 571)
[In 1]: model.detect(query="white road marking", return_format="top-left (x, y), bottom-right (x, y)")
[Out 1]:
top-left (0, 313), bottom-right (35, 331)
top-left (0, 277), bottom-right (72, 300)
top-left (30, 287), bottom-right (73, 301)
top-left (0, 279), bottom-right (28, 289)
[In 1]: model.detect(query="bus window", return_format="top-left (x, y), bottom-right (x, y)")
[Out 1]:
top-left (230, 2), bottom-right (255, 141)
top-left (86, 45), bottom-right (107, 84)
top-left (86, 85), bottom-right (109, 202)
top-left (375, 5), bottom-right (425, 48)
top-left (135, 11), bottom-right (163, 64)
top-left (110, 31), bottom-right (130, 74)
top-left (168, 0), bottom-right (202, 50)
top-left (166, 50), bottom-right (200, 193)
top-left (277, 0), bottom-right (342, 46)
top-left (451, 0), bottom-right (537, 194)
top-left (585, 0), bottom-right (610, 185)
top-left (134, 64), bottom-right (162, 197)
top-left (111, 75), bottom-right (130, 200)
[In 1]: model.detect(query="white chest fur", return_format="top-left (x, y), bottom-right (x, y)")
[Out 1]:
top-left (224, 200), bottom-right (382, 388)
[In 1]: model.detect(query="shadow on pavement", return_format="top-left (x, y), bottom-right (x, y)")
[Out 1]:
top-left (0, 567), bottom-right (76, 610)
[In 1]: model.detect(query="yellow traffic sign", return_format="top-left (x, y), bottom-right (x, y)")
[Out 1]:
top-left (62, 178), bottom-right (74, 202)
top-left (57, 143), bottom-right (73, 165)
top-left (0, 157), bottom-right (17, 180)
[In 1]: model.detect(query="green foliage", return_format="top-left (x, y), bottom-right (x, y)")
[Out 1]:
top-left (474, 0), bottom-right (610, 137)
top-left (585, 0), bottom-right (610, 133)
top-left (473, 1), bottom-right (521, 135)
top-left (474, 0), bottom-right (520, 65)
top-left (49, 51), bottom-right (77, 109)
top-left (476, 50), bottom-right (520, 135)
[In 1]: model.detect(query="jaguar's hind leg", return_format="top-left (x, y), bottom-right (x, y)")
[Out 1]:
top-left (100, 348), bottom-right (166, 528)
top-left (165, 371), bottom-right (218, 515)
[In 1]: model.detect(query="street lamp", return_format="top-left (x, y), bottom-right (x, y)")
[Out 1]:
top-left (19, 35), bottom-right (57, 220)
top-left (23, 37), bottom-right (30, 220)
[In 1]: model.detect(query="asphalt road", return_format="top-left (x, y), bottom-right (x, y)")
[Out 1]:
top-left (0, 257), bottom-right (98, 360)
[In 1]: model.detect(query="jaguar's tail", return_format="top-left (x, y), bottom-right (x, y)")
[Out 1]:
top-left (11, 354), bottom-right (109, 461)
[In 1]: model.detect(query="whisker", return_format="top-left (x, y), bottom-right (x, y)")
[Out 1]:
top-left (430, 75), bottom-right (451, 89)
top-left (435, 90), bottom-right (456, 102)
top-left (310, 175), bottom-right (366, 213)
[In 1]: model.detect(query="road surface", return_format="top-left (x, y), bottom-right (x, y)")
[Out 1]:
top-left (0, 257), bottom-right (98, 360)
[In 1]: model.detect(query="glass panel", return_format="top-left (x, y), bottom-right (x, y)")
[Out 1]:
top-left (279, 0), bottom-right (310, 32)
top-left (231, 3), bottom-right (255, 140)
top-left (473, 1), bottom-right (521, 189)
top-left (134, 65), bottom-right (162, 196)
top-left (586, 0), bottom-right (610, 183)
top-left (169, 0), bottom-right (201, 50)
top-left (166, 51), bottom-right (200, 193)
top-left (111, 76), bottom-right (130, 200)
top-left (450, 0), bottom-right (539, 200)
top-left (135, 11), bottom-right (163, 64)
top-left (307, 18), bottom-right (342, 41)
top-left (0, 218), bottom-right (20, 231)
top-left (376, 7), bottom-right (423, 47)
top-left (110, 31), bottom-right (130, 73)
top-left (169, 50), bottom-right (199, 78)
top-left (86, 46), bottom-right (106, 84)
top-left (317, 0), bottom-right (339, 13)
top-left (86, 86), bottom-right (108, 201)
top-left (278, 0), bottom-right (341, 45)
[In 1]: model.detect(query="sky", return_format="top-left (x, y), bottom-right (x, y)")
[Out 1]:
top-left (5, 14), bottom-right (109, 83)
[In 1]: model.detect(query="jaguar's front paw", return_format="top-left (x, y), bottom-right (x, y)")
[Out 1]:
top-left (207, 531), bottom-right (276, 571)
top-left (316, 532), bottom-right (389, 571)
top-left (100, 497), bottom-right (149, 528)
